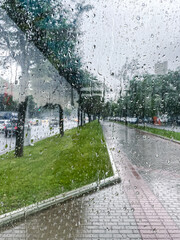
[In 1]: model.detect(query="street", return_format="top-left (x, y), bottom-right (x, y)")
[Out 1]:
top-left (0, 121), bottom-right (180, 239)
top-left (0, 120), bottom-right (77, 155)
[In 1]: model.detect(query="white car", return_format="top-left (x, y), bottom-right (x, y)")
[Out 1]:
top-left (0, 119), bottom-right (11, 132)
top-left (0, 120), bottom-right (5, 133)
top-left (4, 120), bottom-right (11, 125)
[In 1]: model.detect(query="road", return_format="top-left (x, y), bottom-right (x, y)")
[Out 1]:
top-left (0, 121), bottom-right (180, 239)
top-left (0, 120), bottom-right (77, 155)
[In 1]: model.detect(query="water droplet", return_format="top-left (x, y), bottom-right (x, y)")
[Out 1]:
top-left (136, 16), bottom-right (140, 21)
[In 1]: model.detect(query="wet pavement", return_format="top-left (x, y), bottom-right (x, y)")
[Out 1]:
top-left (0, 121), bottom-right (180, 239)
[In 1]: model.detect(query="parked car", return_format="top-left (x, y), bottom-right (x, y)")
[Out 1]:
top-left (42, 119), bottom-right (49, 125)
top-left (31, 119), bottom-right (41, 126)
top-left (127, 117), bottom-right (138, 124)
top-left (168, 116), bottom-right (180, 126)
top-left (159, 114), bottom-right (169, 123)
top-left (138, 117), bottom-right (153, 124)
top-left (120, 117), bottom-right (126, 122)
top-left (0, 120), bottom-right (5, 133)
top-left (177, 116), bottom-right (180, 126)
top-left (4, 123), bottom-right (18, 137)
top-left (49, 119), bottom-right (59, 127)
top-left (4, 119), bottom-right (11, 125)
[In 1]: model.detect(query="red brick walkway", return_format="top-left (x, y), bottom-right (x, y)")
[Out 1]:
top-left (117, 151), bottom-right (180, 239)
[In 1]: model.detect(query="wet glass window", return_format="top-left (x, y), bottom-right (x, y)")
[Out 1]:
top-left (0, 0), bottom-right (180, 239)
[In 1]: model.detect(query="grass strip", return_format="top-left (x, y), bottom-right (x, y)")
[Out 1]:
top-left (113, 121), bottom-right (180, 141)
top-left (0, 120), bottom-right (113, 214)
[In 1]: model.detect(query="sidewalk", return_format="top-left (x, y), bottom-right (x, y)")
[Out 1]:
top-left (0, 121), bottom-right (180, 239)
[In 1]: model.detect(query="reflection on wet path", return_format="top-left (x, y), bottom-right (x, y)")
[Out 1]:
top-left (104, 122), bottom-right (180, 228)
top-left (110, 122), bottom-right (180, 173)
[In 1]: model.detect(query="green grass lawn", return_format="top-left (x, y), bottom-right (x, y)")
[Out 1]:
top-left (113, 121), bottom-right (180, 141)
top-left (0, 120), bottom-right (113, 214)
top-left (133, 125), bottom-right (180, 141)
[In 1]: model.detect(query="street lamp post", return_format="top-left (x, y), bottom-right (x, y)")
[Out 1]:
top-left (124, 89), bottom-right (129, 126)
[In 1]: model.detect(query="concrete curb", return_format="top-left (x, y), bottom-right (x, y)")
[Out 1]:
top-left (101, 122), bottom-right (119, 176)
top-left (0, 124), bottom-right (121, 227)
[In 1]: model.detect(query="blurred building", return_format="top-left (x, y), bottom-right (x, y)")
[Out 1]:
top-left (154, 61), bottom-right (168, 75)
top-left (0, 77), bottom-right (19, 101)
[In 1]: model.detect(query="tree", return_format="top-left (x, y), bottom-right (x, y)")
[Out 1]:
top-left (43, 103), bottom-right (64, 137)
top-left (79, 96), bottom-right (103, 122)
top-left (116, 71), bottom-right (180, 121)
top-left (2, 0), bottom-right (91, 157)
top-left (77, 72), bottom-right (103, 124)
top-left (27, 95), bottom-right (36, 118)
top-left (0, 93), bottom-right (18, 111)
top-left (2, 0), bottom-right (92, 90)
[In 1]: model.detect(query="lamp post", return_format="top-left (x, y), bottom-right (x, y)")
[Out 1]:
top-left (124, 89), bottom-right (129, 126)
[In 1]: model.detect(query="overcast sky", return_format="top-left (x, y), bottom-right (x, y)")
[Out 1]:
top-left (78, 0), bottom-right (180, 99)
top-left (1, 0), bottom-right (180, 100)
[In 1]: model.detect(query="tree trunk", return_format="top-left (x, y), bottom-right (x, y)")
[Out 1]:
top-left (71, 86), bottom-right (74, 106)
top-left (98, 114), bottom-right (100, 123)
top-left (80, 109), bottom-right (83, 126)
top-left (81, 110), bottom-right (85, 126)
top-left (78, 107), bottom-right (80, 127)
top-left (58, 104), bottom-right (64, 137)
top-left (83, 111), bottom-right (86, 124)
top-left (88, 113), bottom-right (91, 123)
top-left (15, 97), bottom-right (28, 157)
top-left (78, 92), bottom-right (81, 127)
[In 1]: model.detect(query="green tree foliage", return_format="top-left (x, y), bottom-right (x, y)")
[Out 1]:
top-left (78, 72), bottom-right (103, 121)
top-left (27, 95), bottom-right (36, 118)
top-left (101, 101), bottom-right (119, 118)
top-left (0, 93), bottom-right (18, 111)
top-left (116, 71), bottom-right (180, 119)
top-left (2, 0), bottom-right (92, 90)
top-left (102, 71), bottom-right (180, 120)
top-left (79, 96), bottom-right (103, 121)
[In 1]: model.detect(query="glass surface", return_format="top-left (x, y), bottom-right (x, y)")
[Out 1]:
top-left (0, 0), bottom-right (180, 239)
